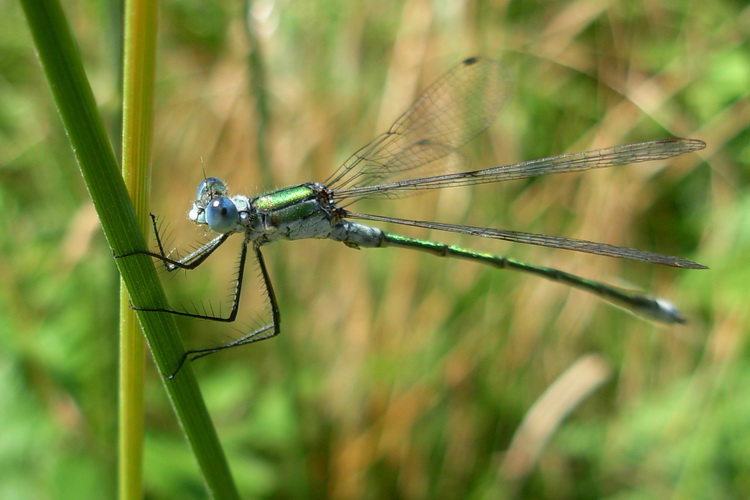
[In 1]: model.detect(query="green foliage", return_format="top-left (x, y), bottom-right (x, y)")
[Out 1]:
top-left (3, 0), bottom-right (747, 498)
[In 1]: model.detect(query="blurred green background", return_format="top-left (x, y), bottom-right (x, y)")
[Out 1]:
top-left (2, 0), bottom-right (748, 498)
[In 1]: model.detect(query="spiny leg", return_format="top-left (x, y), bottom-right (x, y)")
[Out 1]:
top-left (168, 245), bottom-right (281, 378)
top-left (135, 237), bottom-right (249, 323)
top-left (116, 213), bottom-right (232, 271)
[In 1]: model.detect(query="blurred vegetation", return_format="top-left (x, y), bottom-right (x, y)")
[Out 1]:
top-left (2, 0), bottom-right (748, 498)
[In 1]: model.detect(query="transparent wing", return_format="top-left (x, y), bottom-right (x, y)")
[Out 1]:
top-left (334, 139), bottom-right (706, 201)
top-left (347, 211), bottom-right (707, 269)
top-left (325, 57), bottom-right (511, 191)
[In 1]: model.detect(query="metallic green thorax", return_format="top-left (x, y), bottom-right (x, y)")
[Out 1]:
top-left (252, 183), bottom-right (326, 226)
top-left (254, 184), bottom-right (315, 211)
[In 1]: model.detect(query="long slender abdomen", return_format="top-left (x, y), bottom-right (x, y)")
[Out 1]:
top-left (328, 221), bottom-right (386, 248)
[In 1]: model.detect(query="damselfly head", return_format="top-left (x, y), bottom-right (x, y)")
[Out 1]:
top-left (189, 177), bottom-right (229, 226)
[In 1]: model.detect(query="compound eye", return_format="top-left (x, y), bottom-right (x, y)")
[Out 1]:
top-left (196, 177), bottom-right (228, 207)
top-left (205, 197), bottom-right (239, 233)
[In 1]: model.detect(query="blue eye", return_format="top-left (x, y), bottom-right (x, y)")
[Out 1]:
top-left (196, 177), bottom-right (228, 206)
top-left (205, 197), bottom-right (239, 233)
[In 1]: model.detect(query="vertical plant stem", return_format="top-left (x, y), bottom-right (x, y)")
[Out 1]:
top-left (119, 0), bottom-right (157, 498)
top-left (19, 0), bottom-right (240, 498)
top-left (243, 0), bottom-right (272, 186)
top-left (242, 6), bottom-right (315, 494)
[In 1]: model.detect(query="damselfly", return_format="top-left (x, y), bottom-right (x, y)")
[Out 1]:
top-left (123, 57), bottom-right (706, 376)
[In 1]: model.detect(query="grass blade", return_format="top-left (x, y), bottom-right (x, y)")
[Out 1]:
top-left (19, 0), bottom-right (240, 497)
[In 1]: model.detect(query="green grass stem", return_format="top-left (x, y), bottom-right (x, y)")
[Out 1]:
top-left (19, 0), bottom-right (239, 498)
